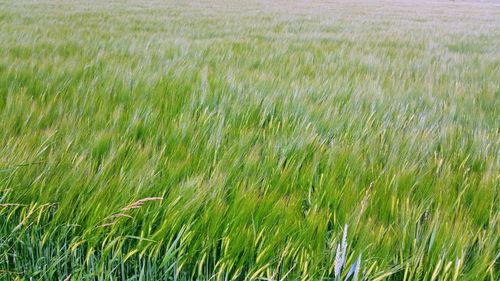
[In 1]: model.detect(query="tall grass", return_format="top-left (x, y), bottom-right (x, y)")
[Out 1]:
top-left (0, 0), bottom-right (499, 280)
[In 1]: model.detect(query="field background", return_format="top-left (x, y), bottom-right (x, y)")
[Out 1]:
top-left (0, 0), bottom-right (499, 280)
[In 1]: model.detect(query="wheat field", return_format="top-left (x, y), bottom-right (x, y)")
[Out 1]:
top-left (0, 0), bottom-right (499, 280)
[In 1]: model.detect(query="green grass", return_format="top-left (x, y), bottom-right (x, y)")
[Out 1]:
top-left (0, 0), bottom-right (499, 280)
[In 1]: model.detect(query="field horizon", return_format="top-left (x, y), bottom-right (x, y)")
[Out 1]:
top-left (0, 0), bottom-right (499, 280)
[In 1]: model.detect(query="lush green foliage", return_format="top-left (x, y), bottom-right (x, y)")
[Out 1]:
top-left (0, 0), bottom-right (499, 280)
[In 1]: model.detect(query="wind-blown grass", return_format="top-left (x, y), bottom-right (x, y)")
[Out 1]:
top-left (0, 0), bottom-right (499, 280)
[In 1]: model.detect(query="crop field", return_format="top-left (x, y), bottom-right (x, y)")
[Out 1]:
top-left (0, 0), bottom-right (499, 280)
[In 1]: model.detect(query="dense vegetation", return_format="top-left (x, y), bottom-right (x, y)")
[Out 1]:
top-left (0, 0), bottom-right (498, 280)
